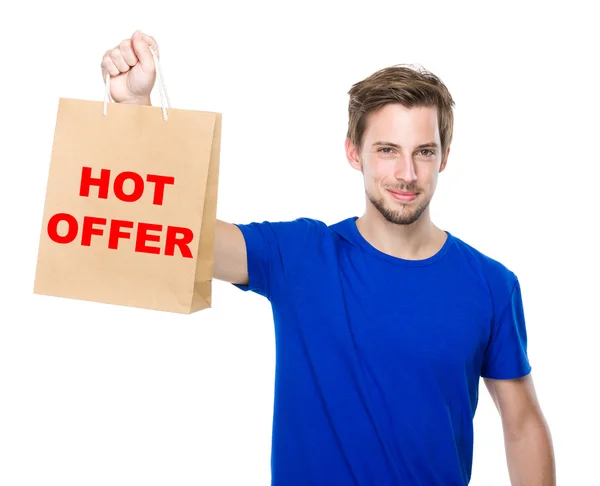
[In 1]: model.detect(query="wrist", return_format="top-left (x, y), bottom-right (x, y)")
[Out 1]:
top-left (121, 96), bottom-right (152, 106)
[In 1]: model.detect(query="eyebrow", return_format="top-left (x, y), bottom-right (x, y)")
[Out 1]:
top-left (372, 141), bottom-right (440, 149)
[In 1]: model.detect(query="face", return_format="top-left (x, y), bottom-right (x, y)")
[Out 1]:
top-left (345, 103), bottom-right (449, 225)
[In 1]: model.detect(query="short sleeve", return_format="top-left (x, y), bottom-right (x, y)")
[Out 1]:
top-left (231, 218), bottom-right (324, 301)
top-left (481, 278), bottom-right (532, 380)
top-left (232, 221), bottom-right (282, 299)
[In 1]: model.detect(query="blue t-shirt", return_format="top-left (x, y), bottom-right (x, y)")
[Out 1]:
top-left (233, 216), bottom-right (531, 485)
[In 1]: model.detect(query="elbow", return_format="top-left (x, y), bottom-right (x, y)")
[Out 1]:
top-left (504, 409), bottom-right (551, 443)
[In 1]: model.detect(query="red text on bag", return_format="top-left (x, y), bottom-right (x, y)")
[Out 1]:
top-left (79, 166), bottom-right (175, 205)
top-left (46, 167), bottom-right (194, 258)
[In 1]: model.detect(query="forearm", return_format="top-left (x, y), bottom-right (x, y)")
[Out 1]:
top-left (504, 415), bottom-right (556, 485)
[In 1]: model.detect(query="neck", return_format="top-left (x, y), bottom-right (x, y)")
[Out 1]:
top-left (356, 202), bottom-right (447, 261)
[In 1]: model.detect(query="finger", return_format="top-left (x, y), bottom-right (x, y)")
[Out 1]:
top-left (131, 30), bottom-right (158, 74)
top-left (101, 52), bottom-right (119, 76)
top-left (135, 30), bottom-right (159, 58)
top-left (109, 47), bottom-right (130, 73)
top-left (118, 38), bottom-right (137, 67)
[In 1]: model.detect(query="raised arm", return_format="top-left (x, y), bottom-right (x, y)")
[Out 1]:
top-left (213, 220), bottom-right (248, 285)
top-left (101, 30), bottom-right (250, 286)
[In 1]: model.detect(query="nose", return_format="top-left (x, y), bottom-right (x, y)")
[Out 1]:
top-left (394, 154), bottom-right (417, 183)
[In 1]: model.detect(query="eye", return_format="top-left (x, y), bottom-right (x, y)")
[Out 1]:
top-left (419, 149), bottom-right (435, 157)
top-left (378, 147), bottom-right (395, 154)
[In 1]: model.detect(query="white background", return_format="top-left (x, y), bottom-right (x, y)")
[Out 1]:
top-left (1, 1), bottom-right (598, 484)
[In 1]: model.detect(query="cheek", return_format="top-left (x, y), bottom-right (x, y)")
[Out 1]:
top-left (426, 167), bottom-right (440, 184)
top-left (365, 158), bottom-right (392, 182)
top-left (421, 170), bottom-right (440, 193)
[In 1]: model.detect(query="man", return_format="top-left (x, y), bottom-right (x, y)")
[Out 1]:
top-left (101, 30), bottom-right (556, 485)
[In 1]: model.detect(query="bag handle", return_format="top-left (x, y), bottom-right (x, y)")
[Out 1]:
top-left (103, 45), bottom-right (170, 121)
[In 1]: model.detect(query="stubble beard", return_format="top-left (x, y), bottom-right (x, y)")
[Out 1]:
top-left (367, 189), bottom-right (431, 226)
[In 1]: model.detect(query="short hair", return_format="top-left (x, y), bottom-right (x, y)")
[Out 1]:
top-left (347, 64), bottom-right (455, 154)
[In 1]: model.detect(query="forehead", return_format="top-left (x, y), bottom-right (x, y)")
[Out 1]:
top-left (363, 103), bottom-right (440, 143)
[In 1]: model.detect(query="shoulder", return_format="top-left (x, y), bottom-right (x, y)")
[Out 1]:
top-left (233, 217), bottom-right (335, 259)
top-left (450, 233), bottom-right (519, 305)
top-left (235, 217), bottom-right (330, 242)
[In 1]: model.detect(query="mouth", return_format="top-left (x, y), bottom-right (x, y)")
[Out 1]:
top-left (387, 189), bottom-right (418, 202)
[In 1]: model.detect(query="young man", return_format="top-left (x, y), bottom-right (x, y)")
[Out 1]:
top-left (102, 30), bottom-right (556, 485)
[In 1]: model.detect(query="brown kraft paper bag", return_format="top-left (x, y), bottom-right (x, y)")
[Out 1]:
top-left (34, 63), bottom-right (221, 314)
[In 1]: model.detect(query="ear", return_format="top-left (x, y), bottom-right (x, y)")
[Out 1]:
top-left (439, 146), bottom-right (450, 173)
top-left (345, 137), bottom-right (362, 171)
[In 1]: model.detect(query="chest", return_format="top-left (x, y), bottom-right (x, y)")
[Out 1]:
top-left (283, 253), bottom-right (494, 378)
top-left (346, 260), bottom-right (493, 372)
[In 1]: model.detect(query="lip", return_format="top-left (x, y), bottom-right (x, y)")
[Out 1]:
top-left (387, 189), bottom-right (418, 202)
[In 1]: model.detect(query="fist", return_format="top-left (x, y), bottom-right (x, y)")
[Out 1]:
top-left (101, 30), bottom-right (159, 104)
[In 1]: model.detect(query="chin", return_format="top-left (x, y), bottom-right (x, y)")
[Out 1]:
top-left (368, 191), bottom-right (431, 226)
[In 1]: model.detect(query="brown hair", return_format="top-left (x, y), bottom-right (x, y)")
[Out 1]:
top-left (347, 64), bottom-right (455, 154)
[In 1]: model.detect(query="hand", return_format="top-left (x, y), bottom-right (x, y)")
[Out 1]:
top-left (100, 30), bottom-right (158, 104)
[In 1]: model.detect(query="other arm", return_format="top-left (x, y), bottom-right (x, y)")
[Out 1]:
top-left (484, 374), bottom-right (556, 485)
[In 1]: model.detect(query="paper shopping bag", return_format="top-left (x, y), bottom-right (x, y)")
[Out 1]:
top-left (33, 97), bottom-right (221, 314)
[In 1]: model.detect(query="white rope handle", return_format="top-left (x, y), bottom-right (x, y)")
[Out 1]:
top-left (103, 45), bottom-right (170, 121)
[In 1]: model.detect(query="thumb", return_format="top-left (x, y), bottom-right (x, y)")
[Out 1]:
top-left (131, 30), bottom-right (158, 73)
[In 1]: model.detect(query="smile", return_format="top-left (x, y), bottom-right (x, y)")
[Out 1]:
top-left (387, 189), bottom-right (418, 202)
